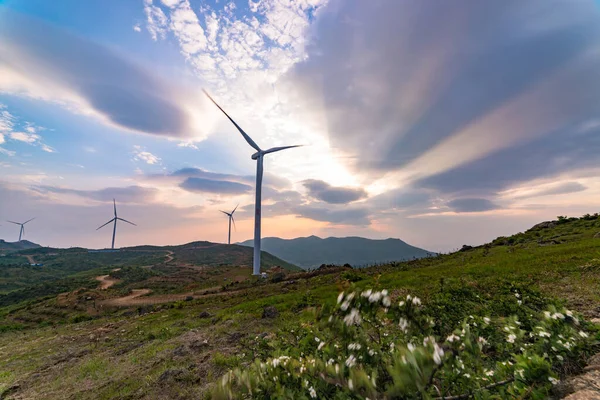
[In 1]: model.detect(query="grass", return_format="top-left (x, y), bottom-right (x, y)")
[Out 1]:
top-left (0, 215), bottom-right (598, 398)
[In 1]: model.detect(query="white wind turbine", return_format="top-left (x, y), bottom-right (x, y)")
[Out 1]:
top-left (220, 204), bottom-right (238, 245)
top-left (203, 90), bottom-right (302, 275)
top-left (96, 199), bottom-right (136, 249)
top-left (7, 218), bottom-right (35, 241)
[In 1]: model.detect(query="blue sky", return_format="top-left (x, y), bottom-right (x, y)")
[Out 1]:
top-left (1, 0), bottom-right (599, 251)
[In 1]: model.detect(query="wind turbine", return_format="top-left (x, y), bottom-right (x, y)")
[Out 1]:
top-left (96, 199), bottom-right (136, 249)
top-left (221, 204), bottom-right (238, 245)
top-left (7, 218), bottom-right (35, 241)
top-left (203, 90), bottom-right (302, 275)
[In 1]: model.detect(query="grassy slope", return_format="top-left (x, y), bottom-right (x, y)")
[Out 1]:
top-left (0, 216), bottom-right (599, 399)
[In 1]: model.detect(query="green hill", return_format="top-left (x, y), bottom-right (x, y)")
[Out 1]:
top-left (0, 214), bottom-right (599, 399)
top-left (0, 239), bottom-right (41, 253)
top-left (239, 235), bottom-right (434, 268)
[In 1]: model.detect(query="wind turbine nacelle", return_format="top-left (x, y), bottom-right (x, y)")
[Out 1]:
top-left (251, 152), bottom-right (262, 160)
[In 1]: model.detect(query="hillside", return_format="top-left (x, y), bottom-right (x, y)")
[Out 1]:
top-left (0, 239), bottom-right (41, 253)
top-left (0, 214), bottom-right (599, 399)
top-left (239, 235), bottom-right (434, 268)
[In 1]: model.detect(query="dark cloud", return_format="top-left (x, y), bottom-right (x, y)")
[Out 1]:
top-left (34, 185), bottom-right (157, 203)
top-left (303, 179), bottom-right (367, 204)
top-left (367, 187), bottom-right (432, 211)
top-left (0, 11), bottom-right (193, 136)
top-left (447, 198), bottom-right (500, 213)
top-left (294, 205), bottom-right (371, 225)
top-left (418, 125), bottom-right (600, 195)
top-left (179, 177), bottom-right (252, 195)
top-left (289, 0), bottom-right (600, 189)
top-left (512, 182), bottom-right (587, 200)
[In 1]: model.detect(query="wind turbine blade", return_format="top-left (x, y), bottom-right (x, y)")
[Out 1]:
top-left (231, 216), bottom-right (237, 232)
top-left (113, 199), bottom-right (117, 217)
top-left (263, 145), bottom-right (303, 155)
top-left (220, 211), bottom-right (230, 216)
top-left (231, 204), bottom-right (239, 214)
top-left (96, 218), bottom-right (115, 230)
top-left (117, 217), bottom-right (136, 226)
top-left (202, 89), bottom-right (262, 152)
top-left (6, 220), bottom-right (21, 225)
top-left (23, 217), bottom-right (35, 225)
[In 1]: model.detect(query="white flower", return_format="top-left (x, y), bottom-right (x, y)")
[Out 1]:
top-left (446, 334), bottom-right (460, 343)
top-left (515, 292), bottom-right (521, 299)
top-left (382, 296), bottom-right (391, 307)
top-left (382, 289), bottom-right (388, 296)
top-left (348, 343), bottom-right (362, 351)
top-left (399, 318), bottom-right (409, 333)
top-left (478, 337), bottom-right (488, 346)
top-left (517, 300), bottom-right (522, 305)
top-left (464, 373), bottom-right (471, 378)
top-left (566, 310), bottom-right (573, 317)
top-left (515, 368), bottom-right (525, 379)
top-left (538, 330), bottom-right (551, 338)
top-left (315, 337), bottom-right (321, 343)
top-left (557, 355), bottom-right (564, 361)
top-left (433, 343), bottom-right (444, 365)
top-left (337, 292), bottom-right (344, 304)
top-left (544, 311), bottom-right (551, 319)
top-left (318, 342), bottom-right (326, 351)
top-left (579, 331), bottom-right (589, 338)
top-left (368, 349), bottom-right (376, 356)
top-left (348, 378), bottom-right (354, 390)
top-left (548, 377), bottom-right (559, 385)
top-left (507, 334), bottom-right (516, 343)
top-left (344, 308), bottom-right (362, 326)
top-left (361, 289), bottom-right (372, 298)
top-left (309, 386), bottom-right (317, 398)
top-left (412, 296), bottom-right (422, 306)
top-left (483, 317), bottom-right (491, 324)
top-left (335, 364), bottom-right (340, 374)
top-left (368, 291), bottom-right (382, 303)
top-left (345, 355), bottom-right (357, 368)
top-left (407, 343), bottom-right (416, 352)
top-left (340, 300), bottom-right (350, 311)
top-left (552, 312), bottom-right (565, 320)
top-left (399, 301), bottom-right (405, 307)
top-left (485, 369), bottom-right (494, 377)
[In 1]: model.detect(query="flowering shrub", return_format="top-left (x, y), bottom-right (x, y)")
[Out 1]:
top-left (213, 288), bottom-right (592, 399)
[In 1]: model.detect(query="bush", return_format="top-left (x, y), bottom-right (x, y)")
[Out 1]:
top-left (214, 288), bottom-right (592, 399)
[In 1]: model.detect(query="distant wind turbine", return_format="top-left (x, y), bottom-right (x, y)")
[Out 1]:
top-left (203, 90), bottom-right (302, 275)
top-left (96, 199), bottom-right (136, 249)
top-left (221, 204), bottom-right (238, 245)
top-left (7, 218), bottom-right (35, 241)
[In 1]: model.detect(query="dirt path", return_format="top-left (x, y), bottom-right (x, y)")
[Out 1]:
top-left (164, 250), bottom-right (174, 263)
top-left (95, 268), bottom-right (121, 290)
top-left (103, 289), bottom-right (153, 306)
top-left (24, 255), bottom-right (35, 264)
top-left (100, 286), bottom-right (235, 307)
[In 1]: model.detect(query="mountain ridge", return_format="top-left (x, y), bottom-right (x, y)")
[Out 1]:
top-left (238, 236), bottom-right (435, 268)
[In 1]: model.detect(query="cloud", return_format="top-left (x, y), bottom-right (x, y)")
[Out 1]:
top-left (303, 179), bottom-right (367, 204)
top-left (9, 132), bottom-right (39, 144)
top-left (294, 204), bottom-right (371, 225)
top-left (133, 23), bottom-right (142, 33)
top-left (0, 103), bottom-right (55, 152)
top-left (0, 133), bottom-right (4, 145)
top-left (446, 198), bottom-right (500, 213)
top-left (0, 10), bottom-right (198, 138)
top-left (34, 185), bottom-right (158, 203)
top-left (504, 181), bottom-right (588, 200)
top-left (144, 0), bottom-right (168, 40)
top-left (133, 146), bottom-right (161, 165)
top-left (287, 0), bottom-right (600, 190)
top-left (179, 177), bottom-right (252, 195)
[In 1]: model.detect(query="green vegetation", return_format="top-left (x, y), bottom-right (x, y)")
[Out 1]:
top-left (0, 214), bottom-right (598, 399)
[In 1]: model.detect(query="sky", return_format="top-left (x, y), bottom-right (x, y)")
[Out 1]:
top-left (0, 0), bottom-right (599, 252)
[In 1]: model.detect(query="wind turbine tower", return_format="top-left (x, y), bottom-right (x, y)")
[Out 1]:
top-left (7, 218), bottom-right (35, 241)
top-left (96, 199), bottom-right (136, 249)
top-left (203, 90), bottom-right (302, 275)
top-left (220, 204), bottom-right (238, 245)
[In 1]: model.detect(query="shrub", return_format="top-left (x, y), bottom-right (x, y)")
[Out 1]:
top-left (214, 288), bottom-right (592, 399)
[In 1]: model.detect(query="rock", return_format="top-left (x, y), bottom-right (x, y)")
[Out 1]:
top-left (227, 332), bottom-right (245, 343)
top-left (190, 339), bottom-right (209, 351)
top-left (1, 383), bottom-right (20, 399)
top-left (262, 306), bottom-right (279, 319)
top-left (198, 311), bottom-right (211, 319)
top-left (158, 369), bottom-right (186, 383)
top-left (172, 345), bottom-right (187, 357)
top-left (531, 221), bottom-right (557, 230)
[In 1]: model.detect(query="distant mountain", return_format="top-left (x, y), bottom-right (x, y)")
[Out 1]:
top-left (0, 239), bottom-right (42, 252)
top-left (238, 236), bottom-right (435, 269)
top-left (164, 241), bottom-right (301, 271)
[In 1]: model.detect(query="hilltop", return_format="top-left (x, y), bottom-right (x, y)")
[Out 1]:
top-left (0, 239), bottom-right (41, 253)
top-left (239, 235), bottom-right (434, 268)
top-left (0, 214), bottom-right (599, 398)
